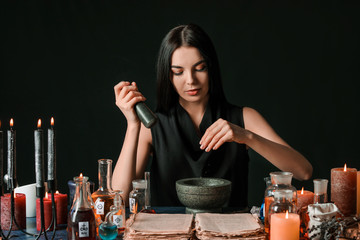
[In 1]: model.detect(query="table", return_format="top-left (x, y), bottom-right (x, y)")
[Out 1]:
top-left (0, 207), bottom-right (186, 240)
top-left (2, 206), bottom-right (249, 239)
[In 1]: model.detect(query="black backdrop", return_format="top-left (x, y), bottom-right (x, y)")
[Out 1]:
top-left (1, 1), bottom-right (359, 207)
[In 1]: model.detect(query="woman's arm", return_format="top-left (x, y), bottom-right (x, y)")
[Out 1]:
top-left (199, 107), bottom-right (312, 181)
top-left (112, 124), bottom-right (152, 202)
top-left (111, 81), bottom-right (153, 202)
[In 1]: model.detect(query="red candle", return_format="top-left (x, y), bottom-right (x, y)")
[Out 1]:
top-left (36, 192), bottom-right (52, 231)
top-left (36, 191), bottom-right (68, 230)
top-left (54, 191), bottom-right (68, 226)
top-left (297, 188), bottom-right (314, 210)
top-left (1, 193), bottom-right (26, 230)
top-left (331, 164), bottom-right (357, 216)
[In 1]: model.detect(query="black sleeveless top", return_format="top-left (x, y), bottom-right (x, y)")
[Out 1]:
top-left (150, 101), bottom-right (249, 208)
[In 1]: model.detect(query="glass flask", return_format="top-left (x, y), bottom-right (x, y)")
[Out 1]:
top-left (140, 171), bottom-right (156, 213)
top-left (129, 179), bottom-right (146, 214)
top-left (99, 205), bottom-right (119, 240)
top-left (313, 179), bottom-right (328, 204)
top-left (269, 189), bottom-right (299, 240)
top-left (91, 159), bottom-right (115, 224)
top-left (67, 175), bottom-right (96, 240)
top-left (264, 171), bottom-right (297, 234)
top-left (112, 190), bottom-right (126, 234)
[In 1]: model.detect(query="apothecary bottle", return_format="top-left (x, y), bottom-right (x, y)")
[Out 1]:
top-left (129, 179), bottom-right (146, 214)
top-left (313, 179), bottom-right (328, 204)
top-left (67, 175), bottom-right (96, 240)
top-left (112, 190), bottom-right (126, 234)
top-left (91, 159), bottom-right (115, 224)
top-left (269, 189), bottom-right (299, 240)
top-left (264, 171), bottom-right (297, 234)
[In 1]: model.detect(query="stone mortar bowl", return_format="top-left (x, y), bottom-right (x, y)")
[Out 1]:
top-left (176, 177), bottom-right (232, 214)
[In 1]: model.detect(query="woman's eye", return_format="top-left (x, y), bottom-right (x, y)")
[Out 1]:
top-left (196, 65), bottom-right (207, 72)
top-left (173, 71), bottom-right (183, 76)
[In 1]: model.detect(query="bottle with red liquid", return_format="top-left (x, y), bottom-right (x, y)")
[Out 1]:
top-left (67, 175), bottom-right (96, 240)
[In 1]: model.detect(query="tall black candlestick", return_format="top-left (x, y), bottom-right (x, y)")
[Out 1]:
top-left (47, 118), bottom-right (56, 183)
top-left (35, 119), bottom-right (45, 188)
top-left (7, 119), bottom-right (16, 190)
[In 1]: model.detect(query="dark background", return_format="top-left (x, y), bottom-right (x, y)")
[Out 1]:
top-left (1, 1), bottom-right (359, 207)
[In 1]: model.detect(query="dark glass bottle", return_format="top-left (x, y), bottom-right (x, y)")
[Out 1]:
top-left (67, 175), bottom-right (96, 240)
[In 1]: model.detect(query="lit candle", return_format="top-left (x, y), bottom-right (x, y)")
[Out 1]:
top-left (47, 117), bottom-right (56, 183)
top-left (1, 192), bottom-right (26, 230)
top-left (357, 171), bottom-right (360, 216)
top-left (0, 120), bottom-right (3, 195)
top-left (54, 190), bottom-right (68, 226)
top-left (297, 187), bottom-right (314, 210)
top-left (331, 164), bottom-right (357, 216)
top-left (270, 211), bottom-right (300, 240)
top-left (36, 192), bottom-right (52, 231)
top-left (35, 119), bottom-right (45, 188)
top-left (7, 118), bottom-right (16, 189)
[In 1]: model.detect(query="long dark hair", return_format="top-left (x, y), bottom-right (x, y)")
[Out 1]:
top-left (156, 23), bottom-right (227, 113)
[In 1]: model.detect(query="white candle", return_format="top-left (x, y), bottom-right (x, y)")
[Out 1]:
top-left (14, 183), bottom-right (37, 217)
top-left (34, 119), bottom-right (44, 188)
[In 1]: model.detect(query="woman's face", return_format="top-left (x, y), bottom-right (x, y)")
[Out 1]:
top-left (170, 46), bottom-right (209, 106)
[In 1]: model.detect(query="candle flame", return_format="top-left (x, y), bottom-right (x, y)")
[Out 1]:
top-left (80, 173), bottom-right (83, 177)
top-left (10, 118), bottom-right (14, 127)
top-left (344, 164), bottom-right (347, 172)
top-left (37, 119), bottom-right (42, 128)
top-left (301, 187), bottom-right (304, 194)
top-left (56, 190), bottom-right (59, 194)
top-left (45, 192), bottom-right (48, 199)
top-left (51, 117), bottom-right (54, 127)
top-left (285, 210), bottom-right (289, 219)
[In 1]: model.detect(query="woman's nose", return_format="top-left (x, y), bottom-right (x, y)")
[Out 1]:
top-left (186, 71), bottom-right (196, 85)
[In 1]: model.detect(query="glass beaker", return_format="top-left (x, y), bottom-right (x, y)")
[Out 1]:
top-left (313, 179), bottom-right (328, 204)
top-left (67, 175), bottom-right (96, 240)
top-left (91, 159), bottom-right (115, 224)
top-left (129, 179), bottom-right (146, 214)
top-left (264, 172), bottom-right (297, 234)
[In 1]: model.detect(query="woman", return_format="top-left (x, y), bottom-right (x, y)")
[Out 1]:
top-left (112, 23), bottom-right (312, 208)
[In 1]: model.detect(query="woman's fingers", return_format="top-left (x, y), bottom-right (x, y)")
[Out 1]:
top-left (200, 119), bottom-right (239, 152)
top-left (203, 126), bottom-right (231, 152)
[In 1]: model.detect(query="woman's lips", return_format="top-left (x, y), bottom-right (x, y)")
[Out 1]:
top-left (186, 89), bottom-right (200, 96)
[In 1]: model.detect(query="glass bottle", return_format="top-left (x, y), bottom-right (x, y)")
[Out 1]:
top-left (67, 175), bottom-right (96, 240)
top-left (99, 205), bottom-right (119, 240)
top-left (313, 179), bottom-right (328, 204)
top-left (260, 177), bottom-right (271, 222)
top-left (269, 189), bottom-right (299, 240)
top-left (91, 159), bottom-right (115, 224)
top-left (112, 190), bottom-right (126, 234)
top-left (140, 171), bottom-right (156, 213)
top-left (129, 179), bottom-right (146, 214)
top-left (264, 172), bottom-right (297, 234)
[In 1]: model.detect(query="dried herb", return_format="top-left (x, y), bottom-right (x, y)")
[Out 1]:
top-left (308, 216), bottom-right (360, 240)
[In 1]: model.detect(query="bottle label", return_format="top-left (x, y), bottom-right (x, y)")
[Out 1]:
top-left (129, 197), bottom-right (137, 213)
top-left (78, 221), bottom-right (89, 238)
top-left (113, 214), bottom-right (123, 228)
top-left (95, 199), bottom-right (105, 215)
